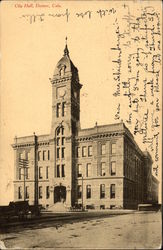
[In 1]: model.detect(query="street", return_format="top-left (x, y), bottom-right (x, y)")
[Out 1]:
top-left (0, 211), bottom-right (161, 249)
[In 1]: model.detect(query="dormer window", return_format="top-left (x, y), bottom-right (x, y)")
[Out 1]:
top-left (60, 68), bottom-right (64, 77)
top-left (59, 65), bottom-right (66, 77)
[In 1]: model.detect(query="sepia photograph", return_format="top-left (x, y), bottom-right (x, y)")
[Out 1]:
top-left (0, 0), bottom-right (162, 249)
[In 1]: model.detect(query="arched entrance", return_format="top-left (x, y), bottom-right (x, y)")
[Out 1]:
top-left (54, 186), bottom-right (66, 203)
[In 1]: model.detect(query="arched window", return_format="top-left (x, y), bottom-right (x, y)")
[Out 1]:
top-left (59, 65), bottom-right (66, 77)
top-left (60, 67), bottom-right (64, 77)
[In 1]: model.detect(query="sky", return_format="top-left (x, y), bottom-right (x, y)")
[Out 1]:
top-left (0, 0), bottom-right (162, 204)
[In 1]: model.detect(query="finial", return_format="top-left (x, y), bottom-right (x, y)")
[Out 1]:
top-left (64, 37), bottom-right (69, 56)
top-left (95, 122), bottom-right (98, 127)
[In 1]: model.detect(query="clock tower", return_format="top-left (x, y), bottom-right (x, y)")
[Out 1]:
top-left (49, 39), bottom-right (82, 209)
top-left (50, 40), bottom-right (82, 135)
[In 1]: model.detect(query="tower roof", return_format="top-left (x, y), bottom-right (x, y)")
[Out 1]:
top-left (52, 38), bottom-right (78, 81)
top-left (64, 44), bottom-right (69, 56)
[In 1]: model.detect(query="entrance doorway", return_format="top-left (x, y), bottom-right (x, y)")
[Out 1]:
top-left (54, 186), bottom-right (66, 203)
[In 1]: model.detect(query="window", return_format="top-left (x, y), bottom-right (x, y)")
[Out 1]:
top-left (101, 144), bottom-right (106, 155)
top-left (86, 185), bottom-right (91, 199)
top-left (86, 163), bottom-right (91, 177)
top-left (78, 185), bottom-right (82, 199)
top-left (57, 128), bottom-right (61, 136)
top-left (82, 146), bottom-right (86, 157)
top-left (39, 186), bottom-right (43, 199)
top-left (101, 162), bottom-right (106, 176)
top-left (48, 150), bottom-right (50, 160)
top-left (46, 166), bottom-right (49, 179)
top-left (76, 147), bottom-right (80, 158)
top-left (60, 67), bottom-right (65, 77)
top-left (43, 151), bottom-right (46, 161)
top-left (61, 164), bottom-right (65, 177)
top-left (25, 186), bottom-right (29, 199)
top-left (46, 186), bottom-right (50, 199)
top-left (61, 148), bottom-right (65, 158)
top-left (110, 184), bottom-right (115, 199)
top-left (100, 184), bottom-right (105, 198)
top-left (88, 146), bottom-right (92, 156)
top-left (19, 153), bottom-right (23, 159)
top-left (57, 138), bottom-right (60, 146)
top-left (57, 165), bottom-right (60, 177)
top-left (56, 164), bottom-right (65, 178)
top-left (56, 126), bottom-right (65, 160)
top-left (62, 102), bottom-right (66, 116)
top-left (26, 152), bottom-right (30, 160)
top-left (57, 148), bottom-right (60, 159)
top-left (18, 168), bottom-right (22, 180)
top-left (26, 168), bottom-right (29, 179)
top-left (39, 167), bottom-right (43, 179)
top-left (78, 164), bottom-right (82, 177)
top-left (111, 143), bottom-right (116, 154)
top-left (86, 204), bottom-right (95, 209)
top-left (111, 162), bottom-right (116, 175)
top-left (38, 151), bottom-right (41, 161)
top-left (18, 186), bottom-right (22, 199)
top-left (56, 103), bottom-right (61, 117)
top-left (62, 137), bottom-right (65, 145)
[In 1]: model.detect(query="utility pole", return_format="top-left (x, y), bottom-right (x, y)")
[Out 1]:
top-left (19, 158), bottom-right (29, 201)
top-left (33, 133), bottom-right (38, 206)
top-left (24, 163), bottom-right (25, 201)
top-left (82, 175), bottom-right (84, 210)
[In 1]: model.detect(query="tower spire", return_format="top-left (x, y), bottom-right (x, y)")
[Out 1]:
top-left (64, 37), bottom-right (69, 56)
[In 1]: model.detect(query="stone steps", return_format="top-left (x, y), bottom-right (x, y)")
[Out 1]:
top-left (48, 202), bottom-right (68, 212)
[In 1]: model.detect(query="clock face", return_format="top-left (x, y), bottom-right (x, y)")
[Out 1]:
top-left (57, 87), bottom-right (66, 98)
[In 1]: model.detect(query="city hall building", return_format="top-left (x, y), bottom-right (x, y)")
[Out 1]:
top-left (12, 43), bottom-right (159, 210)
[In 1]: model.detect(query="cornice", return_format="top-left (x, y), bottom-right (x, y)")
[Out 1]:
top-left (75, 131), bottom-right (124, 142)
top-left (13, 180), bottom-right (50, 183)
top-left (76, 176), bottom-right (124, 181)
top-left (12, 141), bottom-right (50, 149)
top-left (12, 143), bottom-right (35, 149)
top-left (38, 141), bottom-right (50, 146)
top-left (51, 76), bottom-right (72, 84)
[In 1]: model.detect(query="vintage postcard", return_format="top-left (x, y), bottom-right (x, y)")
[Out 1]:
top-left (0, 0), bottom-right (162, 249)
